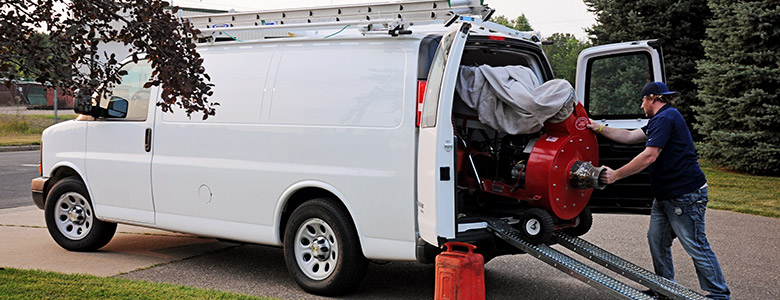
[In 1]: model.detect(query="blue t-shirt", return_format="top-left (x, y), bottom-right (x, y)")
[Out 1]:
top-left (641, 104), bottom-right (707, 200)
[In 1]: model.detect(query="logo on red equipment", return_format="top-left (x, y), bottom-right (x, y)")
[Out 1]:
top-left (574, 117), bottom-right (589, 131)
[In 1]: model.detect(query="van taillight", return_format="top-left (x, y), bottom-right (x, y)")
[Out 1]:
top-left (416, 80), bottom-right (427, 127)
top-left (489, 36), bottom-right (505, 41)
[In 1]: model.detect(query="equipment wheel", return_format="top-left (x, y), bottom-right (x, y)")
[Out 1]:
top-left (518, 208), bottom-right (554, 245)
top-left (562, 207), bottom-right (593, 237)
top-left (283, 198), bottom-right (368, 296)
top-left (44, 177), bottom-right (116, 251)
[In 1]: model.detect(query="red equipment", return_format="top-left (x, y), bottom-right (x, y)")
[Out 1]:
top-left (455, 102), bottom-right (605, 243)
top-left (525, 102), bottom-right (601, 220)
top-left (458, 102), bottom-right (604, 220)
top-left (435, 242), bottom-right (485, 300)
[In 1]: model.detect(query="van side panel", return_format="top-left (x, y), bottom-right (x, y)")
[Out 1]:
top-left (151, 39), bottom-right (420, 260)
top-left (268, 45), bottom-right (405, 127)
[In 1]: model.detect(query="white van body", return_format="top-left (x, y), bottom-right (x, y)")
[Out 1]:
top-left (33, 15), bottom-right (665, 295)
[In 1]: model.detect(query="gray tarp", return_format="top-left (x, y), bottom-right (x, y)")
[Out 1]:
top-left (456, 65), bottom-right (575, 134)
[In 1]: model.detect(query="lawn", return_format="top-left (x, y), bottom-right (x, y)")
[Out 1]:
top-left (0, 114), bottom-right (76, 146)
top-left (0, 267), bottom-right (276, 300)
top-left (700, 160), bottom-right (780, 218)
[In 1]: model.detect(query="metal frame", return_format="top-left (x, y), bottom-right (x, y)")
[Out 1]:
top-left (485, 218), bottom-right (709, 300)
top-left (184, 0), bottom-right (540, 43)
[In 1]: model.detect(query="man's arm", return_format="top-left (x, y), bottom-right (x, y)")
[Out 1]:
top-left (600, 146), bottom-right (661, 184)
top-left (586, 120), bottom-right (647, 144)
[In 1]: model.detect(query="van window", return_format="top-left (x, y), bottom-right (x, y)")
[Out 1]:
top-left (421, 32), bottom-right (457, 128)
top-left (586, 52), bottom-right (653, 118)
top-left (101, 61), bottom-right (152, 121)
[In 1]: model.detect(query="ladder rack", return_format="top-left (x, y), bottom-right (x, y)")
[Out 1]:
top-left (187, 0), bottom-right (490, 30)
top-left (185, 0), bottom-right (505, 41)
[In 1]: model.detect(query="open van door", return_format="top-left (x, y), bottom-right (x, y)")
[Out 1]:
top-left (574, 40), bottom-right (665, 213)
top-left (417, 22), bottom-right (470, 246)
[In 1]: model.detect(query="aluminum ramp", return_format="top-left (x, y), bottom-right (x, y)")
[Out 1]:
top-left (554, 232), bottom-right (709, 300)
top-left (484, 219), bottom-right (708, 300)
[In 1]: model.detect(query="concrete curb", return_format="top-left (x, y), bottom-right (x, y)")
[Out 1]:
top-left (0, 145), bottom-right (40, 152)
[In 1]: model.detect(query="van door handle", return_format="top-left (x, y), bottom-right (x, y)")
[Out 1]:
top-left (144, 128), bottom-right (152, 152)
top-left (444, 139), bottom-right (453, 152)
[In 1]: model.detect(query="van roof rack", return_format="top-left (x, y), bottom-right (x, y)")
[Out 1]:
top-left (185, 0), bottom-right (539, 43)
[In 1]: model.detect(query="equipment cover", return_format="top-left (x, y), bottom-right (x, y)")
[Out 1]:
top-left (456, 65), bottom-right (574, 134)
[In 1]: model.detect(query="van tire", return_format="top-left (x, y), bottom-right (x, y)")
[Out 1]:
top-left (44, 177), bottom-right (117, 251)
top-left (283, 198), bottom-right (368, 296)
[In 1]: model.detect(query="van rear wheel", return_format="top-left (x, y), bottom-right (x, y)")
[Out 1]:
top-left (283, 198), bottom-right (368, 296)
top-left (44, 177), bottom-right (116, 251)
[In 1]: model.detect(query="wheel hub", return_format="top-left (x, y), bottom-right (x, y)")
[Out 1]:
top-left (54, 192), bottom-right (94, 241)
top-left (311, 236), bottom-right (331, 260)
top-left (526, 218), bottom-right (541, 236)
top-left (294, 218), bottom-right (339, 281)
top-left (68, 206), bottom-right (86, 225)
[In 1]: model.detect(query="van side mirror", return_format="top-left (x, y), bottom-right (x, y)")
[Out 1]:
top-left (73, 89), bottom-right (98, 116)
top-left (106, 97), bottom-right (128, 118)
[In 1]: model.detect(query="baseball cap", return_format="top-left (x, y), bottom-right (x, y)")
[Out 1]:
top-left (641, 82), bottom-right (678, 98)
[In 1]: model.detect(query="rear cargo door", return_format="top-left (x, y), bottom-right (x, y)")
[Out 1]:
top-left (417, 23), bottom-right (470, 246)
top-left (574, 40), bottom-right (665, 213)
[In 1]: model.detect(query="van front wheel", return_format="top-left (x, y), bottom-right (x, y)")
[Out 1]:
top-left (44, 177), bottom-right (116, 251)
top-left (283, 198), bottom-right (368, 296)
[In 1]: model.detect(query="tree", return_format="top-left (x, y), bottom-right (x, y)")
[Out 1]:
top-left (0, 0), bottom-right (216, 119)
top-left (541, 33), bottom-right (591, 86)
top-left (492, 14), bottom-right (534, 31)
top-left (584, 0), bottom-right (711, 136)
top-left (694, 0), bottom-right (780, 175)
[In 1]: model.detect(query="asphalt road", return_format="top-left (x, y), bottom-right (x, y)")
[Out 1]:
top-left (118, 210), bottom-right (780, 300)
top-left (0, 151), bottom-right (39, 209)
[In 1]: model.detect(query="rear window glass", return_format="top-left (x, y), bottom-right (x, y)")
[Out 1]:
top-left (586, 52), bottom-right (653, 119)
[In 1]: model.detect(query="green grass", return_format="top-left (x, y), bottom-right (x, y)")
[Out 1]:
top-left (700, 160), bottom-right (780, 218)
top-left (0, 114), bottom-right (76, 146)
top-left (0, 267), bottom-right (276, 300)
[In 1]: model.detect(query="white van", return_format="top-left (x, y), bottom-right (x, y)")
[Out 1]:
top-left (31, 2), bottom-right (665, 295)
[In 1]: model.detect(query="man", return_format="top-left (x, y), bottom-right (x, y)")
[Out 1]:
top-left (587, 82), bottom-right (730, 299)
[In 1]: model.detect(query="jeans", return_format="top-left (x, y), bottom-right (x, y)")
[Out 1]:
top-left (647, 187), bottom-right (730, 300)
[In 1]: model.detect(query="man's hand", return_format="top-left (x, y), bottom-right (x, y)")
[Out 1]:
top-left (599, 166), bottom-right (617, 184)
top-left (586, 119), bottom-right (602, 132)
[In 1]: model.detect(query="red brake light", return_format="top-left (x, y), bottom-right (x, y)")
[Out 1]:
top-left (416, 80), bottom-right (427, 127)
top-left (488, 35), bottom-right (505, 41)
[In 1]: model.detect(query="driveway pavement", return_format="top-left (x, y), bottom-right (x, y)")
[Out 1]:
top-left (0, 206), bottom-right (234, 276)
top-left (2, 203), bottom-right (779, 299)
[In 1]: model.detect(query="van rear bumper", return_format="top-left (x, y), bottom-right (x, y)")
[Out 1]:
top-left (31, 177), bottom-right (49, 209)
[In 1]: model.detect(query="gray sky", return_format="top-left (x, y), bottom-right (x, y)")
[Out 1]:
top-left (172, 0), bottom-right (597, 40)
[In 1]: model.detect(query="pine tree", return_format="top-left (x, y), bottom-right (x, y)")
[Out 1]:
top-left (492, 14), bottom-right (534, 31)
top-left (584, 0), bottom-right (711, 135)
top-left (541, 33), bottom-right (592, 86)
top-left (694, 0), bottom-right (780, 175)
